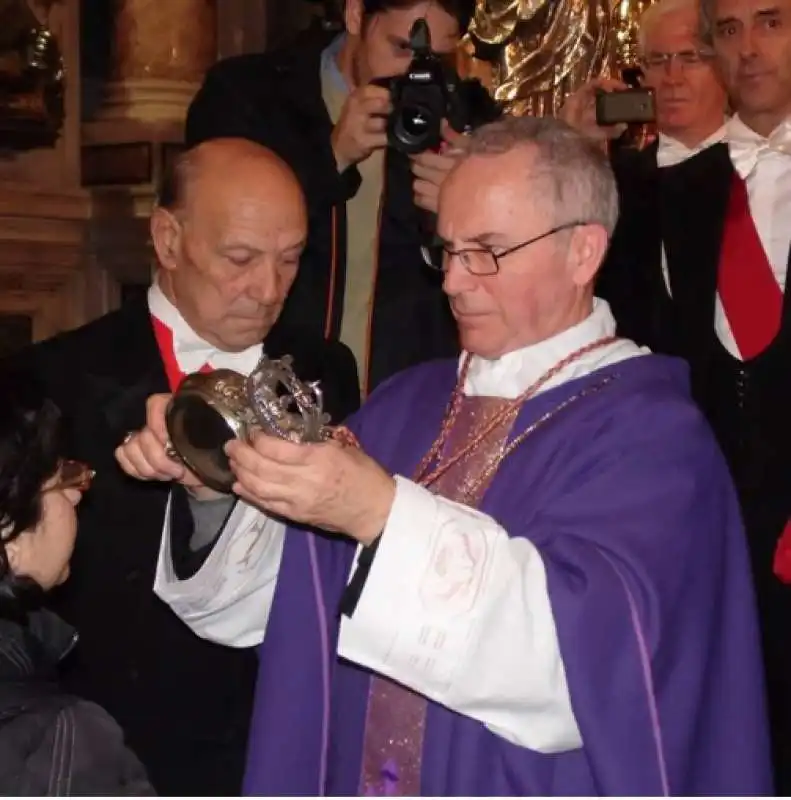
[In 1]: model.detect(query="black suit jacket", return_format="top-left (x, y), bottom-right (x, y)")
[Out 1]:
top-left (597, 141), bottom-right (669, 349)
top-left (8, 298), bottom-right (360, 796)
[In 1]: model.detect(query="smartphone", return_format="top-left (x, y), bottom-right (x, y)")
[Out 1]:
top-left (595, 88), bottom-right (656, 127)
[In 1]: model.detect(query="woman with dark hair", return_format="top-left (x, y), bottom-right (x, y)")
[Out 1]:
top-left (0, 368), bottom-right (154, 796)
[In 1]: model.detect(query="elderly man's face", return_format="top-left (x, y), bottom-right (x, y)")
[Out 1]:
top-left (641, 6), bottom-right (726, 141)
top-left (153, 158), bottom-right (307, 352)
top-left (437, 149), bottom-right (599, 359)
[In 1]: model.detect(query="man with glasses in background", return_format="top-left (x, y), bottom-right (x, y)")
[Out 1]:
top-left (119, 116), bottom-right (771, 796)
top-left (561, 0), bottom-right (727, 163)
top-left (561, 0), bottom-right (728, 343)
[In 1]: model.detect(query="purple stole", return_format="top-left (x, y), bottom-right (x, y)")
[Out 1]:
top-left (359, 396), bottom-right (516, 795)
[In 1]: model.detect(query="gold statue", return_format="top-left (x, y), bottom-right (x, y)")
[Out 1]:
top-left (467, 0), bottom-right (654, 117)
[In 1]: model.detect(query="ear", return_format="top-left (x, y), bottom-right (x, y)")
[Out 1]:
top-left (569, 224), bottom-right (610, 287)
top-left (150, 207), bottom-right (182, 273)
top-left (3, 537), bottom-right (23, 575)
top-left (345, 0), bottom-right (364, 36)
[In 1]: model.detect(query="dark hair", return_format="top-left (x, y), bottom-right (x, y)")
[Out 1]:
top-left (0, 368), bottom-right (63, 617)
top-left (362, 0), bottom-right (475, 32)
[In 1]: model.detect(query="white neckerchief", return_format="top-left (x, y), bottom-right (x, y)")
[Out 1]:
top-left (148, 282), bottom-right (264, 377)
top-left (728, 114), bottom-right (791, 179)
top-left (657, 123), bottom-right (727, 168)
top-left (463, 298), bottom-right (648, 400)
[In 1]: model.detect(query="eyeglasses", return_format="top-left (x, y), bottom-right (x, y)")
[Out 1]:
top-left (641, 49), bottom-right (715, 71)
top-left (421, 221), bottom-right (588, 276)
top-left (44, 460), bottom-right (95, 494)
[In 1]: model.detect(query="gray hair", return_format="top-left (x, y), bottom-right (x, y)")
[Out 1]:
top-left (460, 115), bottom-right (620, 237)
top-left (638, 0), bottom-right (703, 53)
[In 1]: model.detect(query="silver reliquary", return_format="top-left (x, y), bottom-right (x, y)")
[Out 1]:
top-left (165, 355), bottom-right (332, 492)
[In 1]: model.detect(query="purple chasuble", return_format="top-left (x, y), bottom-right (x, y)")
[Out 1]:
top-left (242, 354), bottom-right (772, 796)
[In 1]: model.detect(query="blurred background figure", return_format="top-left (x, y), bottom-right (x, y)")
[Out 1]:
top-left (637, 0), bottom-right (727, 162)
top-left (559, 0), bottom-right (728, 343)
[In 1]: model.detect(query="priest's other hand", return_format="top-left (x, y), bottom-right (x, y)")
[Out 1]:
top-left (115, 393), bottom-right (219, 500)
top-left (226, 431), bottom-right (396, 546)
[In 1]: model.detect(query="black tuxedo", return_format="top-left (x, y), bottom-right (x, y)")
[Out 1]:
top-left (7, 298), bottom-right (360, 795)
top-left (603, 142), bottom-right (791, 791)
top-left (596, 141), bottom-right (669, 351)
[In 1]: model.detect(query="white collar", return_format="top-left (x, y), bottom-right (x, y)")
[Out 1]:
top-left (726, 113), bottom-right (791, 144)
top-left (147, 281), bottom-right (264, 377)
top-left (656, 124), bottom-right (727, 168)
top-left (725, 114), bottom-right (791, 178)
top-left (463, 298), bottom-right (647, 399)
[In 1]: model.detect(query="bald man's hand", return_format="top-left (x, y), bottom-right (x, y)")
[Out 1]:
top-left (331, 85), bottom-right (391, 172)
top-left (115, 394), bottom-right (224, 502)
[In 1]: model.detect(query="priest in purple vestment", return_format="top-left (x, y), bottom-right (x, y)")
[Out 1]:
top-left (117, 115), bottom-right (772, 796)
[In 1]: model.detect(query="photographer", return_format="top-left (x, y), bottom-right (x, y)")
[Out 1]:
top-left (186, 0), bottom-right (497, 396)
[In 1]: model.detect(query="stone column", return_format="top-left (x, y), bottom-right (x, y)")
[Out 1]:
top-left (81, 1), bottom-right (216, 320)
top-left (98, 0), bottom-right (217, 124)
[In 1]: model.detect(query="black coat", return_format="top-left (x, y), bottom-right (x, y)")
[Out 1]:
top-left (8, 298), bottom-right (360, 795)
top-left (602, 142), bottom-right (791, 792)
top-left (185, 33), bottom-right (461, 393)
top-left (596, 141), bottom-right (671, 351)
top-left (0, 609), bottom-right (154, 796)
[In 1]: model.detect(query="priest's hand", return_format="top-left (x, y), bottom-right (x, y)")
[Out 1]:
top-left (114, 393), bottom-right (221, 501)
top-left (226, 431), bottom-right (396, 546)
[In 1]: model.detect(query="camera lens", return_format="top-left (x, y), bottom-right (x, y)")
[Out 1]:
top-left (400, 105), bottom-right (431, 139)
top-left (392, 102), bottom-right (441, 153)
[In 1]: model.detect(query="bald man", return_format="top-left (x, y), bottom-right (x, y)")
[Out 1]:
top-left (8, 138), bottom-right (359, 796)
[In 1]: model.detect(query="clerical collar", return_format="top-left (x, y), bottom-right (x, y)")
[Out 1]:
top-left (463, 298), bottom-right (647, 400)
top-left (657, 123), bottom-right (726, 168)
top-left (147, 281), bottom-right (264, 377)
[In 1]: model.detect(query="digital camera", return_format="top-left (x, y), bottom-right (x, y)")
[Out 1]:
top-left (372, 17), bottom-right (500, 155)
top-left (595, 87), bottom-right (656, 126)
top-left (595, 67), bottom-right (656, 127)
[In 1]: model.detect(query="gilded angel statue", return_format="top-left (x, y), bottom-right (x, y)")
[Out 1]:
top-left (466, 0), bottom-right (654, 117)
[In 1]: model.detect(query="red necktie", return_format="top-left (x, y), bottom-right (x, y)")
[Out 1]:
top-left (717, 173), bottom-right (783, 359)
top-left (150, 315), bottom-right (212, 392)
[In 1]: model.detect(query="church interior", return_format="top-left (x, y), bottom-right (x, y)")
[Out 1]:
top-left (1, 0), bottom-right (788, 796)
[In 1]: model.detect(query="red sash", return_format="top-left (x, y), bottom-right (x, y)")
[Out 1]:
top-left (774, 529), bottom-right (791, 583)
top-left (150, 315), bottom-right (212, 392)
top-left (717, 173), bottom-right (783, 360)
top-left (717, 176), bottom-right (791, 582)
